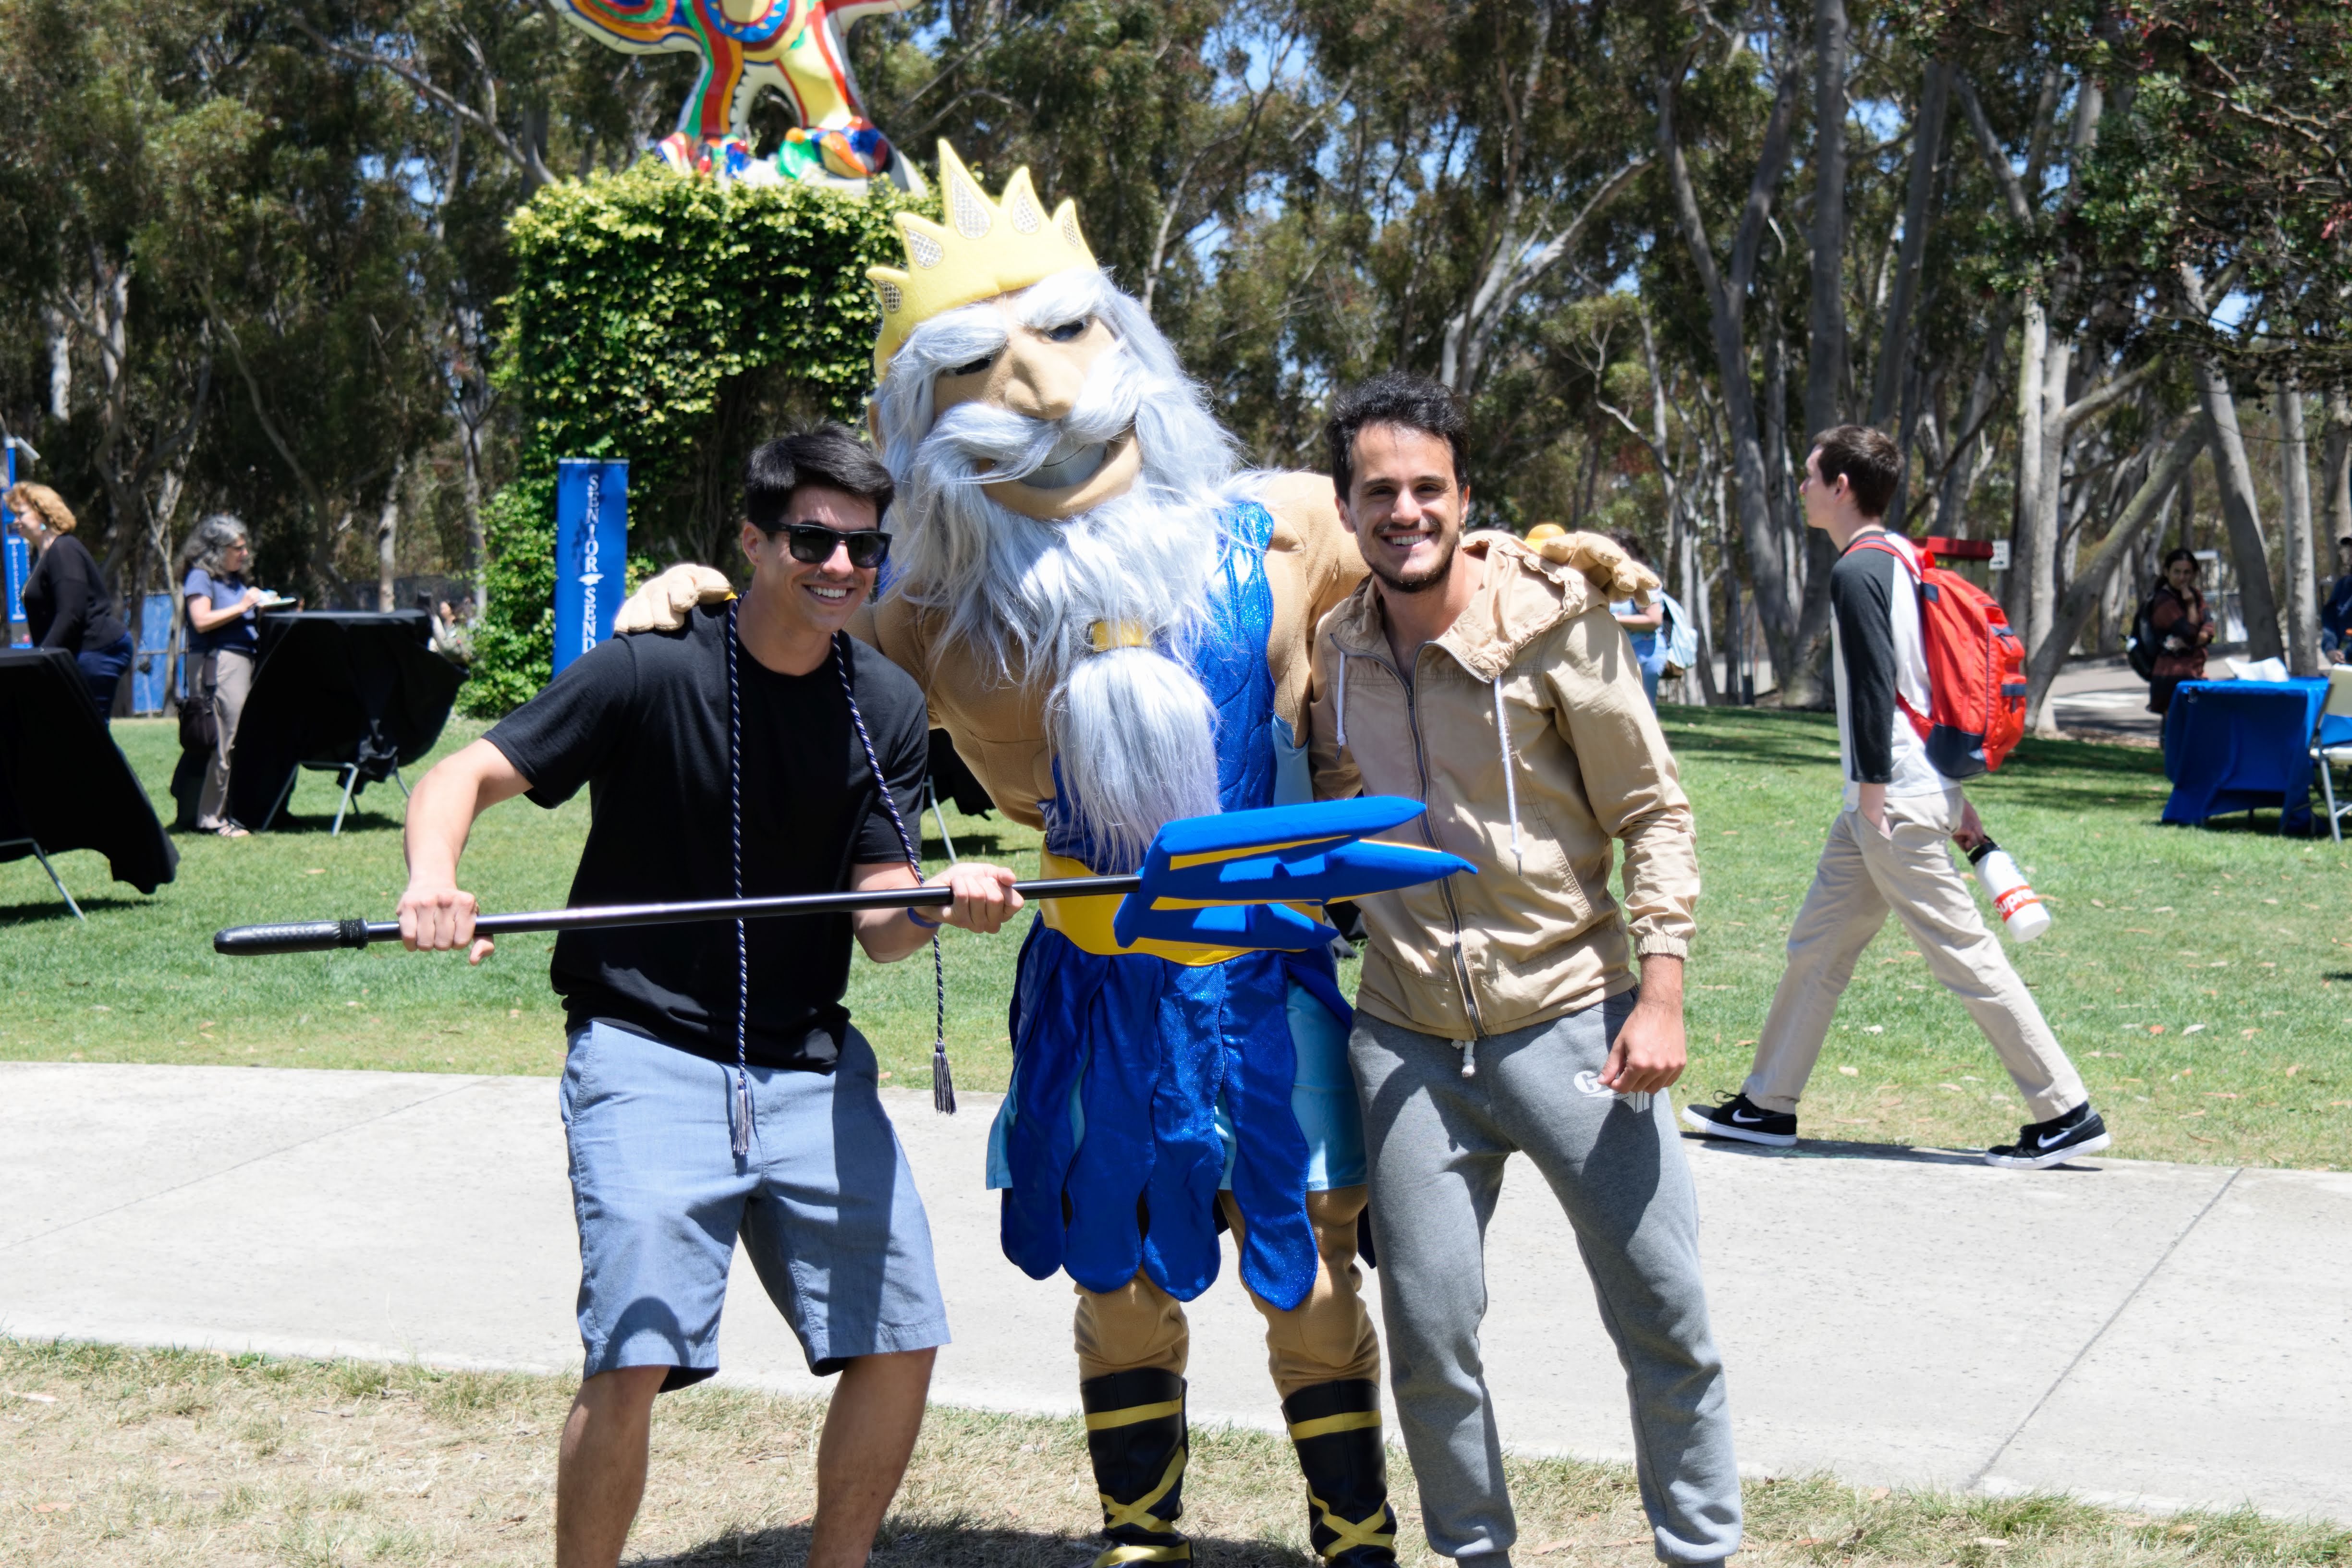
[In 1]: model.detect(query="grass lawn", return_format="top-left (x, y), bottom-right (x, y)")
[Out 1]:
top-left (4, 708), bottom-right (2347, 1169)
top-left (6, 1337), bottom-right (2345, 1568)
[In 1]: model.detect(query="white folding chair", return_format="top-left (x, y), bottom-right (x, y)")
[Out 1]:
top-left (2312, 667), bottom-right (2352, 842)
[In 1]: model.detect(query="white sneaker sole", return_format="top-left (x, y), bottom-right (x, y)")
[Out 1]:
top-left (1983, 1129), bottom-right (2113, 1169)
top-left (1681, 1105), bottom-right (1797, 1147)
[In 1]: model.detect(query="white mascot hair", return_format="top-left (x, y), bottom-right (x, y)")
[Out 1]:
top-left (871, 266), bottom-right (1246, 871)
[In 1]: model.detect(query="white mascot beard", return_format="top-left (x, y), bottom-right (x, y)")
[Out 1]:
top-left (874, 267), bottom-right (1246, 871)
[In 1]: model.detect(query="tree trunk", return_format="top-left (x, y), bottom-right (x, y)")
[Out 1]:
top-left (2022, 420), bottom-right (2202, 730)
top-left (461, 420), bottom-right (487, 617)
top-left (2192, 358), bottom-right (2284, 658)
top-left (2007, 299), bottom-right (2047, 633)
top-left (44, 304), bottom-right (71, 422)
top-left (1804, 0), bottom-right (1850, 441)
top-left (2325, 391), bottom-right (2352, 550)
top-left (1658, 61), bottom-right (1803, 703)
top-left (1872, 62), bottom-right (1952, 434)
top-left (2023, 331), bottom-right (2072, 661)
top-left (375, 461), bottom-right (403, 613)
top-left (2279, 383), bottom-right (2321, 674)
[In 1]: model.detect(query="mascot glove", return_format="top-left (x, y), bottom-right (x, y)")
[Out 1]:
top-left (613, 564), bottom-right (732, 633)
top-left (1533, 530), bottom-right (1661, 604)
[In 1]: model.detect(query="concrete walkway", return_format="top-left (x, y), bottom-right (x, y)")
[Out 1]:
top-left (2, 1063), bottom-right (2342, 1523)
top-left (2043, 658), bottom-right (2162, 745)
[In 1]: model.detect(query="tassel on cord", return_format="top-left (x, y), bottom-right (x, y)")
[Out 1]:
top-left (836, 634), bottom-right (956, 1114)
top-left (1491, 674), bottom-right (1522, 874)
top-left (1457, 1038), bottom-right (1477, 1079)
top-left (727, 603), bottom-right (754, 1160)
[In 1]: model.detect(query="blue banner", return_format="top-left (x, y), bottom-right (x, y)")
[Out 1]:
top-left (552, 459), bottom-right (628, 678)
top-left (2, 446), bottom-right (25, 647)
top-left (132, 592), bottom-right (175, 714)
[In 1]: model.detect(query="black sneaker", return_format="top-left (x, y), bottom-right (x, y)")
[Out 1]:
top-left (1681, 1093), bottom-right (1797, 1147)
top-left (1984, 1103), bottom-right (2112, 1169)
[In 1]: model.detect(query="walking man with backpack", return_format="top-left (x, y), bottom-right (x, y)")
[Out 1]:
top-left (1684, 425), bottom-right (2110, 1170)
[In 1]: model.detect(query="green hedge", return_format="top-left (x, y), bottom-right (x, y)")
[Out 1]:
top-left (464, 165), bottom-right (929, 716)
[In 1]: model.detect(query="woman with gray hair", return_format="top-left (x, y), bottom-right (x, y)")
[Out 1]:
top-left (180, 514), bottom-right (263, 835)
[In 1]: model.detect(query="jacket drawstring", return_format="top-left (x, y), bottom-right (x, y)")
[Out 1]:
top-left (1334, 647), bottom-right (1348, 746)
top-left (1491, 674), bottom-right (1521, 874)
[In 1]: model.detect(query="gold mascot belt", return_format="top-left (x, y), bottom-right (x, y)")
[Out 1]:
top-left (1037, 851), bottom-right (1252, 966)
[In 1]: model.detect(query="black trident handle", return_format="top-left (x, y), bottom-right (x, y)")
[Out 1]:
top-left (211, 875), bottom-right (1145, 957)
top-left (213, 919), bottom-right (376, 955)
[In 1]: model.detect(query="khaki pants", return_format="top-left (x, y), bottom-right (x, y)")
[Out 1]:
top-left (1746, 789), bottom-right (2086, 1123)
top-left (1074, 1186), bottom-right (1379, 1398)
top-left (195, 648), bottom-right (254, 830)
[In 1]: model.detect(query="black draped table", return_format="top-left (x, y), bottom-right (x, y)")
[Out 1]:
top-left (224, 610), bottom-right (466, 833)
top-left (0, 648), bottom-right (177, 914)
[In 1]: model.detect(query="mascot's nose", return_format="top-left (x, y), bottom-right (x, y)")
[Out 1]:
top-left (996, 333), bottom-right (1088, 423)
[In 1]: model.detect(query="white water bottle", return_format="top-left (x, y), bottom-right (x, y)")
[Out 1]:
top-left (1966, 838), bottom-right (2050, 941)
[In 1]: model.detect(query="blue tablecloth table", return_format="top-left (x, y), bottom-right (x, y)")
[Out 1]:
top-left (2160, 677), bottom-right (2336, 832)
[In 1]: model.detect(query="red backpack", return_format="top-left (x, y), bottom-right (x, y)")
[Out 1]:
top-left (1850, 535), bottom-right (2027, 778)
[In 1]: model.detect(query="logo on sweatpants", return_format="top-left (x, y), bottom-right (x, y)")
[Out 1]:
top-left (1573, 1070), bottom-right (1652, 1113)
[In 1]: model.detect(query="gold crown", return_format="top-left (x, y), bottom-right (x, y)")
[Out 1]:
top-left (867, 142), bottom-right (1095, 380)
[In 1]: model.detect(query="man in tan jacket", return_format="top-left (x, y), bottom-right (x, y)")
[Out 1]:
top-left (1307, 373), bottom-right (1741, 1568)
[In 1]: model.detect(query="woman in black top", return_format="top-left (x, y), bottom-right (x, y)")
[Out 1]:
top-left (2145, 547), bottom-right (2216, 719)
top-left (9, 483), bottom-right (132, 722)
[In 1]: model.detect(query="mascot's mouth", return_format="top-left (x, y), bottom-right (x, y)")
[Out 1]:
top-left (1013, 432), bottom-right (1117, 491)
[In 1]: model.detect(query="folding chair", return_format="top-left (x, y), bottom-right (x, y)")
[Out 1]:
top-left (2311, 667), bottom-right (2352, 842)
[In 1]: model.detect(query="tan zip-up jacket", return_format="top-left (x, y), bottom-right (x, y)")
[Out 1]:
top-left (1306, 531), bottom-right (1699, 1040)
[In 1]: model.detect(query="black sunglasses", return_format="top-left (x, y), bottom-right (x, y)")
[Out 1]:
top-left (774, 522), bottom-right (892, 570)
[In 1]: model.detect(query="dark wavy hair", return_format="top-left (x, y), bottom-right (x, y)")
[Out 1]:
top-left (1325, 372), bottom-right (1469, 499)
top-left (1810, 425), bottom-right (1902, 519)
top-left (744, 422), bottom-right (895, 531)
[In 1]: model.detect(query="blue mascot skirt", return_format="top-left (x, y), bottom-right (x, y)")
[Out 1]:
top-left (988, 923), bottom-right (1356, 1313)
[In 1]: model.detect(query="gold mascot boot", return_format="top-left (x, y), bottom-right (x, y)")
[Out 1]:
top-left (1283, 1379), bottom-right (1399, 1566)
top-left (1081, 1369), bottom-right (1191, 1565)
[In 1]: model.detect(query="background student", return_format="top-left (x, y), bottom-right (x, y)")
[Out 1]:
top-left (1684, 425), bottom-right (2108, 1171)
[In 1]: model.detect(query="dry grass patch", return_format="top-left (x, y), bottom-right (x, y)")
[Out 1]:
top-left (3, 1339), bottom-right (2343, 1568)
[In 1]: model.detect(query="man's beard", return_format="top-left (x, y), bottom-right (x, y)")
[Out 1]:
top-left (1364, 530), bottom-right (1460, 596)
top-left (881, 328), bottom-right (1242, 871)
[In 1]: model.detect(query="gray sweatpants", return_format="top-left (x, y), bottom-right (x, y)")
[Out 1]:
top-left (1352, 996), bottom-right (1741, 1566)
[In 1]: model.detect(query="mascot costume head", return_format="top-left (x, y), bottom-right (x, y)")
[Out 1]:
top-left (864, 146), bottom-right (1259, 869)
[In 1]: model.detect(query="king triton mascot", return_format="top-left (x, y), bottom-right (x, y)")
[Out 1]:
top-left (618, 144), bottom-right (1631, 1567)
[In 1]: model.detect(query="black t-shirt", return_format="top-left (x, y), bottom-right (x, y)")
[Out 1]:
top-left (485, 605), bottom-right (927, 1072)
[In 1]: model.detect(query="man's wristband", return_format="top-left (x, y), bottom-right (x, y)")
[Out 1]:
top-left (906, 907), bottom-right (941, 930)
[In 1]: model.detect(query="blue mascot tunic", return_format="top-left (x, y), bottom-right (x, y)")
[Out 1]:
top-left (986, 502), bottom-right (1356, 1313)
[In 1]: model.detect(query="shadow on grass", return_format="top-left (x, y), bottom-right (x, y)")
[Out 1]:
top-left (1682, 1132), bottom-right (2106, 1172)
top-left (0, 893), bottom-right (152, 923)
top-left (638, 1520), bottom-right (1311, 1568)
top-left (1663, 706), bottom-right (2177, 802)
top-left (252, 808), bottom-right (406, 836)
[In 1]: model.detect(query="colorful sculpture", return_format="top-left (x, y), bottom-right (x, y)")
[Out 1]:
top-left (554, 0), bottom-right (924, 190)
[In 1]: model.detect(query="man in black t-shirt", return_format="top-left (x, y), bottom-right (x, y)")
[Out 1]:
top-left (396, 425), bottom-right (1022, 1568)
